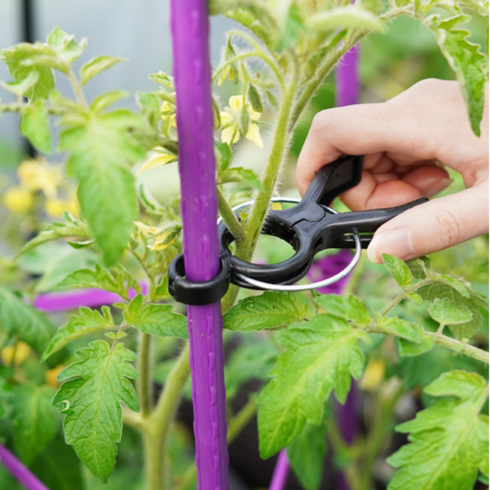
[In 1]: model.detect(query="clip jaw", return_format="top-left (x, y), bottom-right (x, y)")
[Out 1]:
top-left (169, 155), bottom-right (428, 304)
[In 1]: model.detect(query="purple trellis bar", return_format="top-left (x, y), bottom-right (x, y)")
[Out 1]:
top-left (0, 445), bottom-right (49, 490)
top-left (170, 1), bottom-right (230, 489)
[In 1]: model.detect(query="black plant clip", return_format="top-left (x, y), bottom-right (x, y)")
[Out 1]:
top-left (168, 155), bottom-right (428, 305)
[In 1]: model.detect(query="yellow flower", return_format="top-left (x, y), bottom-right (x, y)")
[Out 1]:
top-left (4, 186), bottom-right (33, 213)
top-left (134, 221), bottom-right (160, 236)
top-left (1, 341), bottom-right (31, 366)
top-left (160, 100), bottom-right (177, 127)
top-left (360, 358), bottom-right (386, 392)
top-left (45, 198), bottom-right (68, 217)
top-left (220, 95), bottom-right (263, 148)
top-left (17, 159), bottom-right (63, 198)
top-left (45, 365), bottom-right (66, 388)
top-left (149, 231), bottom-right (179, 251)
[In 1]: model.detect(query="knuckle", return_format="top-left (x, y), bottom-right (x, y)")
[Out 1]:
top-left (434, 208), bottom-right (462, 248)
top-left (311, 110), bottom-right (333, 135)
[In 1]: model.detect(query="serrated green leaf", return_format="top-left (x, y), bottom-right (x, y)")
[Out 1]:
top-left (90, 90), bottom-right (130, 113)
top-left (47, 27), bottom-right (87, 65)
top-left (42, 306), bottom-right (115, 360)
top-left (382, 254), bottom-right (412, 289)
top-left (378, 317), bottom-right (425, 343)
top-left (428, 297), bottom-right (473, 326)
top-left (54, 341), bottom-right (139, 483)
top-left (136, 91), bottom-right (161, 127)
top-left (406, 256), bottom-right (432, 279)
top-left (287, 422), bottom-right (327, 490)
top-left (406, 292), bottom-right (423, 305)
top-left (258, 315), bottom-right (370, 458)
top-left (224, 292), bottom-right (307, 332)
top-left (315, 294), bottom-right (371, 325)
top-left (398, 336), bottom-right (435, 357)
top-left (17, 213), bottom-right (91, 257)
top-left (30, 437), bottom-right (84, 490)
top-left (0, 287), bottom-right (56, 353)
top-left (225, 340), bottom-right (279, 398)
top-left (417, 282), bottom-right (482, 340)
top-left (429, 15), bottom-right (487, 135)
top-left (308, 5), bottom-right (385, 33)
top-left (59, 111), bottom-right (141, 266)
top-left (80, 56), bottom-right (126, 86)
top-left (388, 370), bottom-right (489, 490)
top-left (56, 264), bottom-right (120, 294)
top-left (20, 101), bottom-right (51, 154)
top-left (0, 44), bottom-right (55, 102)
top-left (12, 384), bottom-right (57, 465)
top-left (215, 139), bottom-right (233, 173)
top-left (123, 294), bottom-right (188, 338)
top-left (220, 167), bottom-right (264, 191)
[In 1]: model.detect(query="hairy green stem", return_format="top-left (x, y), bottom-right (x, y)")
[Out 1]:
top-left (217, 186), bottom-right (246, 243)
top-left (379, 278), bottom-right (432, 317)
top-left (427, 332), bottom-right (489, 364)
top-left (68, 71), bottom-right (88, 108)
top-left (144, 342), bottom-right (191, 490)
top-left (138, 333), bottom-right (153, 418)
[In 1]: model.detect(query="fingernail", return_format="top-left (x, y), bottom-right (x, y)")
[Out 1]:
top-left (367, 228), bottom-right (413, 264)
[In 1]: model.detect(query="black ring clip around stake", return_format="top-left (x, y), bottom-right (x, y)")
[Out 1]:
top-left (168, 155), bottom-right (429, 304)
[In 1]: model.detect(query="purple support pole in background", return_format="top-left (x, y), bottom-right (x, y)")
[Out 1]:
top-left (170, 2), bottom-right (230, 489)
top-left (269, 450), bottom-right (290, 490)
top-left (0, 445), bottom-right (49, 490)
top-left (335, 44), bottom-right (360, 490)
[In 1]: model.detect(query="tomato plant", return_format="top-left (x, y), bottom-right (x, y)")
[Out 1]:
top-left (0, 1), bottom-right (488, 490)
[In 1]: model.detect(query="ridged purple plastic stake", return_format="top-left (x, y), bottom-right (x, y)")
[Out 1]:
top-left (334, 43), bottom-right (360, 490)
top-left (170, 1), bottom-right (230, 489)
top-left (0, 444), bottom-right (49, 490)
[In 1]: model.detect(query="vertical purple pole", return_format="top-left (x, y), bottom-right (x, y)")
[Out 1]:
top-left (335, 44), bottom-right (360, 490)
top-left (170, 2), bottom-right (229, 489)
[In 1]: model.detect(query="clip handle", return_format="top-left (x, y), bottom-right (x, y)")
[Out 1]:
top-left (303, 155), bottom-right (363, 207)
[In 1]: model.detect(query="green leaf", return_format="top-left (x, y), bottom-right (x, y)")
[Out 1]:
top-left (90, 90), bottom-right (130, 113)
top-left (378, 317), bottom-right (425, 343)
top-left (308, 5), bottom-right (385, 33)
top-left (225, 340), bottom-right (279, 399)
top-left (388, 370), bottom-right (489, 490)
top-left (0, 70), bottom-right (39, 96)
top-left (59, 111), bottom-right (141, 266)
top-left (53, 341), bottom-right (139, 483)
top-left (0, 378), bottom-right (12, 419)
top-left (42, 306), bottom-right (115, 360)
top-left (30, 437), bottom-right (84, 490)
top-left (0, 44), bottom-right (55, 102)
top-left (258, 315), bottom-right (370, 458)
top-left (80, 56), bottom-right (126, 86)
top-left (417, 282), bottom-right (483, 340)
top-left (399, 336), bottom-right (435, 357)
top-left (406, 256), bottom-right (432, 279)
top-left (17, 212), bottom-right (91, 257)
top-left (56, 264), bottom-right (120, 294)
top-left (428, 297), bottom-right (473, 326)
top-left (287, 422), bottom-right (327, 490)
top-left (315, 294), bottom-right (371, 325)
top-left (406, 292), bottom-right (423, 305)
top-left (267, 90), bottom-right (279, 108)
top-left (215, 140), bottom-right (233, 173)
top-left (0, 287), bottom-right (56, 354)
top-left (12, 384), bottom-right (57, 465)
top-left (123, 294), bottom-right (188, 338)
top-left (47, 27), bottom-right (87, 64)
top-left (382, 254), bottom-right (412, 289)
top-left (219, 167), bottom-right (264, 191)
top-left (20, 101), bottom-right (51, 154)
top-left (428, 15), bottom-right (487, 135)
top-left (224, 292), bottom-right (307, 332)
top-left (136, 91), bottom-right (161, 128)
top-left (248, 84), bottom-right (263, 113)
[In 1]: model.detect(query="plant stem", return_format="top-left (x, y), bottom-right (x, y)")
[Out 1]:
top-left (227, 397), bottom-right (257, 443)
top-left (243, 78), bottom-right (298, 258)
top-left (138, 333), bottom-right (153, 418)
top-left (426, 332), bottom-right (489, 364)
top-left (145, 342), bottom-right (191, 490)
top-left (68, 71), bottom-right (88, 108)
top-left (217, 186), bottom-right (246, 243)
top-left (379, 278), bottom-right (432, 317)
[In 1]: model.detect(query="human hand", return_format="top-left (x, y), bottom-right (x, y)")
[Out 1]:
top-left (296, 79), bottom-right (489, 263)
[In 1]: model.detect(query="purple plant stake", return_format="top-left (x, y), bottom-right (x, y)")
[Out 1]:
top-left (0, 445), bottom-right (49, 490)
top-left (170, 1), bottom-right (230, 489)
top-left (334, 43), bottom-right (361, 490)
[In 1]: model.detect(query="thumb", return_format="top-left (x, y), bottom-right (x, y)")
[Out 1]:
top-left (366, 184), bottom-right (489, 263)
